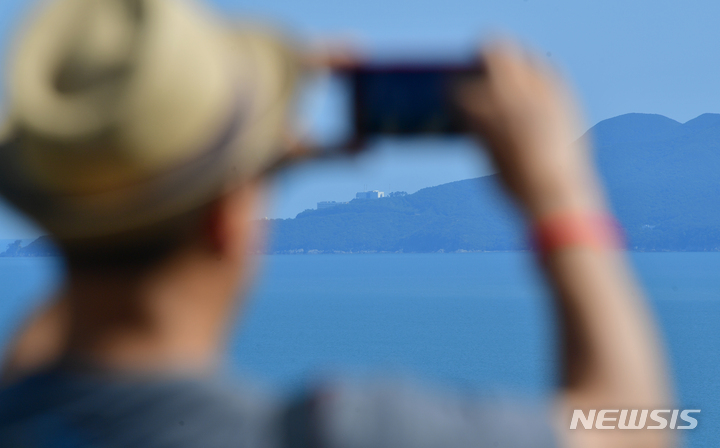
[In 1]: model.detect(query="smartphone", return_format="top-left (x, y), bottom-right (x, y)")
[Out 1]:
top-left (343, 63), bottom-right (484, 139)
top-left (299, 60), bottom-right (484, 152)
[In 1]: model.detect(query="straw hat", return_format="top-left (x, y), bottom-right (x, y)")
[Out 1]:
top-left (0, 0), bottom-right (301, 243)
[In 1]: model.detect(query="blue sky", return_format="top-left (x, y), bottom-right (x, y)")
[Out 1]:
top-left (1, 0), bottom-right (720, 237)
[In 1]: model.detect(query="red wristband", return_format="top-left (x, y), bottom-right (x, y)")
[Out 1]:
top-left (531, 212), bottom-right (625, 256)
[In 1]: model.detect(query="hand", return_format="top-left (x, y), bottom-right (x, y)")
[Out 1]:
top-left (457, 41), bottom-right (606, 218)
top-left (271, 44), bottom-right (365, 168)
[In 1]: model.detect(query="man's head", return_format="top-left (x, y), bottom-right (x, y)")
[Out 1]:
top-left (0, 179), bottom-right (267, 379)
top-left (0, 0), bottom-right (300, 268)
top-left (0, 0), bottom-right (301, 375)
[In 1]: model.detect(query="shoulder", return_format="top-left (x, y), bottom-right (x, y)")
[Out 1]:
top-left (1, 371), bottom-right (559, 448)
top-left (292, 379), bottom-right (559, 448)
top-left (0, 369), bottom-right (283, 448)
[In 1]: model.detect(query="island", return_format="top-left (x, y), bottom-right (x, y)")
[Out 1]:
top-left (4, 112), bottom-right (720, 256)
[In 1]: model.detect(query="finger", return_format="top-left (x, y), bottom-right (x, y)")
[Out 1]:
top-left (300, 42), bottom-right (363, 71)
top-left (454, 80), bottom-right (495, 123)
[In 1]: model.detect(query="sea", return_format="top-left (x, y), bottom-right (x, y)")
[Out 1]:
top-left (0, 252), bottom-right (717, 447)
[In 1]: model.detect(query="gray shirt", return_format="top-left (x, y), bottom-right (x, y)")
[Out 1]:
top-left (0, 367), bottom-right (557, 448)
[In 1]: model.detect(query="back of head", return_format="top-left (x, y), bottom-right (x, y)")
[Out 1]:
top-left (0, 0), bottom-right (301, 264)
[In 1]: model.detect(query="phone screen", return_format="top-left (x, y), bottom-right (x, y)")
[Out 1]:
top-left (296, 62), bottom-right (483, 153)
top-left (349, 64), bottom-right (482, 137)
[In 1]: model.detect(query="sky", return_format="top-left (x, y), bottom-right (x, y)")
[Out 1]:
top-left (1, 0), bottom-right (720, 237)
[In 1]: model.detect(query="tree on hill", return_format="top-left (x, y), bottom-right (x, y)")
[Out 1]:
top-left (0, 240), bottom-right (23, 257)
top-left (0, 236), bottom-right (60, 257)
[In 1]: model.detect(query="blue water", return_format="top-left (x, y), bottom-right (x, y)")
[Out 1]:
top-left (0, 253), bottom-right (718, 447)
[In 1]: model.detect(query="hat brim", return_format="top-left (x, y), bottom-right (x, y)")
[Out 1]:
top-left (0, 27), bottom-right (301, 243)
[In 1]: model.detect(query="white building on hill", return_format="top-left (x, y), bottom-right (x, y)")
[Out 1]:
top-left (356, 190), bottom-right (384, 199)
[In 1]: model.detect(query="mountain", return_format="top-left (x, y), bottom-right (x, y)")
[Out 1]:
top-left (5, 113), bottom-right (720, 255)
top-left (269, 176), bottom-right (525, 253)
top-left (591, 113), bottom-right (720, 250)
top-left (267, 113), bottom-right (720, 253)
